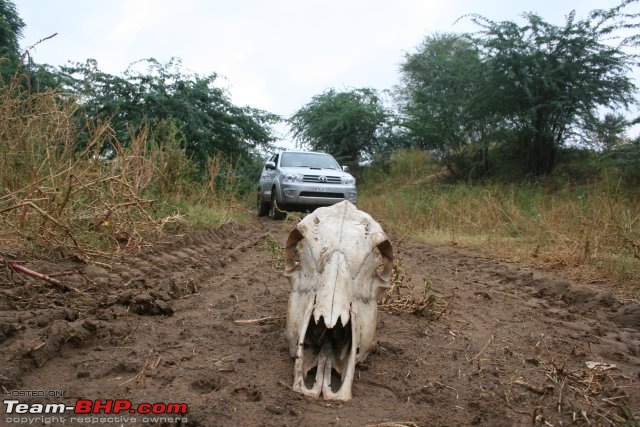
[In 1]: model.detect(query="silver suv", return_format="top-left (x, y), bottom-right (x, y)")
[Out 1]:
top-left (257, 151), bottom-right (357, 219)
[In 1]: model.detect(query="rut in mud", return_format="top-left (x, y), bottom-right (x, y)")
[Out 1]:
top-left (0, 218), bottom-right (638, 426)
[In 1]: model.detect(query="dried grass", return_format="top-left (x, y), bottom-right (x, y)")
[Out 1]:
top-left (506, 356), bottom-right (639, 425)
top-left (0, 75), bottom-right (242, 262)
top-left (378, 245), bottom-right (451, 318)
top-left (359, 151), bottom-right (640, 298)
top-left (263, 233), bottom-right (285, 269)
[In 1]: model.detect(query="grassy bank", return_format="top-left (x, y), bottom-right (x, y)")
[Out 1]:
top-left (359, 150), bottom-right (640, 297)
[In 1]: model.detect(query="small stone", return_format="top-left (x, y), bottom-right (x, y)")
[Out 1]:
top-left (82, 265), bottom-right (110, 279)
top-left (266, 405), bottom-right (284, 415)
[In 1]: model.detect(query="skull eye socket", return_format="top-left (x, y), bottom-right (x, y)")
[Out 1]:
top-left (284, 228), bottom-right (304, 271)
top-left (375, 240), bottom-right (393, 282)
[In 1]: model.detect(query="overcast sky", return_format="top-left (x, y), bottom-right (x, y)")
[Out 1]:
top-left (15, 0), bottom-right (638, 142)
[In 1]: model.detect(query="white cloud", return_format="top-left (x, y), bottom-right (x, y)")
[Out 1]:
top-left (111, 0), bottom-right (164, 41)
top-left (227, 71), bottom-right (275, 111)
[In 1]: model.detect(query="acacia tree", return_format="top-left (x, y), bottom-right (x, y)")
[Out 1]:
top-left (586, 113), bottom-right (630, 151)
top-left (469, 3), bottom-right (638, 175)
top-left (289, 88), bottom-right (388, 166)
top-left (398, 34), bottom-right (496, 177)
top-left (60, 58), bottom-right (279, 166)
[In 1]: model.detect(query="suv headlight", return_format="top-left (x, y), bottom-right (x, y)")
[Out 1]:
top-left (342, 176), bottom-right (356, 185)
top-left (284, 173), bottom-right (304, 183)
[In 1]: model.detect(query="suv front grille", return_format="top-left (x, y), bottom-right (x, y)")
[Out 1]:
top-left (302, 175), bottom-right (342, 184)
top-left (299, 192), bottom-right (344, 198)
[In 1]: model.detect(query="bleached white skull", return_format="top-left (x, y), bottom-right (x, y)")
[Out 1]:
top-left (284, 201), bottom-right (393, 400)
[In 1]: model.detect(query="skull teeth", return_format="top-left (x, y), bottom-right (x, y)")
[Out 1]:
top-left (293, 306), bottom-right (356, 400)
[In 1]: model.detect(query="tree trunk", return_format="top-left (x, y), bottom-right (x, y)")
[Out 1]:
top-left (530, 112), bottom-right (557, 175)
top-left (530, 134), bottom-right (556, 175)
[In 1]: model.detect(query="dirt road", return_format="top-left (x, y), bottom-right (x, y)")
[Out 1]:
top-left (1, 217), bottom-right (638, 426)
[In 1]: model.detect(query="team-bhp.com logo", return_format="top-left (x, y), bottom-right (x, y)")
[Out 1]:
top-left (4, 399), bottom-right (188, 424)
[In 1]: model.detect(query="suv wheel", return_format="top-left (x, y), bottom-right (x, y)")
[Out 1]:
top-left (257, 192), bottom-right (270, 217)
top-left (270, 192), bottom-right (286, 220)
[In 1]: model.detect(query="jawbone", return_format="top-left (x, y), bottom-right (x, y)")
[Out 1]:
top-left (292, 301), bottom-right (357, 401)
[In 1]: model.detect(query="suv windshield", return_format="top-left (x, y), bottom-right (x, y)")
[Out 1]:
top-left (280, 152), bottom-right (340, 169)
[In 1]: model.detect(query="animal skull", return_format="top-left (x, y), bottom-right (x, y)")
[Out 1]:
top-left (284, 201), bottom-right (393, 400)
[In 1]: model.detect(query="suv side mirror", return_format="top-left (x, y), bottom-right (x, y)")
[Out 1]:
top-left (342, 165), bottom-right (349, 172)
top-left (265, 161), bottom-right (276, 170)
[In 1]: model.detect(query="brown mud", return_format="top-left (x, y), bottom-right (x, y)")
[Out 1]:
top-left (0, 217), bottom-right (638, 426)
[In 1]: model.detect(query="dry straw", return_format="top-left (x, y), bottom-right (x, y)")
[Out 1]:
top-left (0, 75), bottom-right (204, 262)
top-left (378, 245), bottom-right (451, 318)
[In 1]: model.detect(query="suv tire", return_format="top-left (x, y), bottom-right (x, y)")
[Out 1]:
top-left (270, 191), bottom-right (286, 220)
top-left (257, 192), bottom-right (270, 217)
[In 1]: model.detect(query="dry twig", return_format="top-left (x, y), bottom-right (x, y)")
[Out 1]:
top-left (511, 379), bottom-right (554, 395)
top-left (1, 256), bottom-right (84, 294)
top-left (234, 316), bottom-right (284, 325)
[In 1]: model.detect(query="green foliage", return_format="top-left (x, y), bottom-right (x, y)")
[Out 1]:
top-left (289, 87), bottom-right (388, 166)
top-left (231, 154), bottom-right (268, 194)
top-left (468, 4), bottom-right (638, 175)
top-left (22, 63), bottom-right (65, 92)
top-left (604, 138), bottom-right (640, 184)
top-left (363, 148), bottom-right (441, 186)
top-left (397, 3), bottom-right (639, 179)
top-left (585, 113), bottom-right (630, 151)
top-left (58, 58), bottom-right (279, 169)
top-left (0, 0), bottom-right (24, 81)
top-left (398, 34), bottom-right (497, 177)
top-left (144, 119), bottom-right (198, 195)
top-left (549, 147), bottom-right (604, 183)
